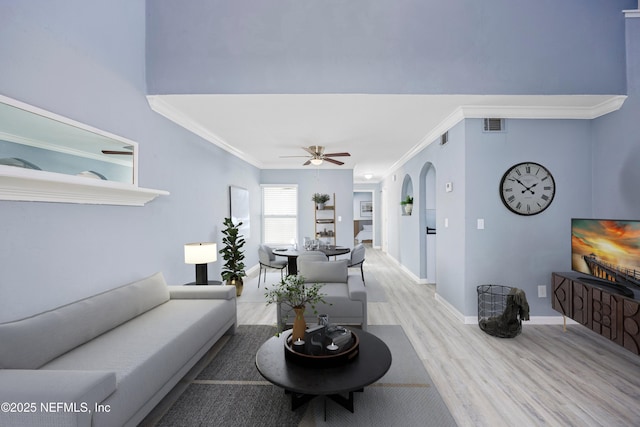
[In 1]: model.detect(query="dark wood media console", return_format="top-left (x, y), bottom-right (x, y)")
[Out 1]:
top-left (552, 272), bottom-right (640, 356)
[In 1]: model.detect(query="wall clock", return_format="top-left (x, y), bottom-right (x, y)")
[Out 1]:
top-left (499, 162), bottom-right (555, 216)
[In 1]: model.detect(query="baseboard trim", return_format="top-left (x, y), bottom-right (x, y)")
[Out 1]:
top-left (435, 293), bottom-right (575, 325)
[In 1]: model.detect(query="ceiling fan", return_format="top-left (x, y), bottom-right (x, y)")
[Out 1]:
top-left (281, 145), bottom-right (351, 166)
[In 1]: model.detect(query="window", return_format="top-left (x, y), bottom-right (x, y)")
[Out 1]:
top-left (262, 185), bottom-right (297, 245)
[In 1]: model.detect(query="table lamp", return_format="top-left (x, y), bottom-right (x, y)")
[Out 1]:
top-left (184, 242), bottom-right (217, 285)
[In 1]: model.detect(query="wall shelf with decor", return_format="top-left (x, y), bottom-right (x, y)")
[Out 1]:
top-left (400, 195), bottom-right (414, 216)
top-left (314, 192), bottom-right (336, 246)
top-left (0, 166), bottom-right (168, 206)
top-left (0, 95), bottom-right (168, 206)
top-left (400, 174), bottom-right (414, 216)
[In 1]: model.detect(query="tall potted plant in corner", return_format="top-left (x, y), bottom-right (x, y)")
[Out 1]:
top-left (400, 195), bottom-right (414, 215)
top-left (219, 217), bottom-right (246, 296)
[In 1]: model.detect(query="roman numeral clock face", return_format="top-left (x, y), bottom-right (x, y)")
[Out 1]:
top-left (499, 162), bottom-right (555, 216)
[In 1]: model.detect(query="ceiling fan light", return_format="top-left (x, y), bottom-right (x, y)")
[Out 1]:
top-left (310, 158), bottom-right (323, 166)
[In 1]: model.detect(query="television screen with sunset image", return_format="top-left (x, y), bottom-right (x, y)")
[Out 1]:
top-left (571, 218), bottom-right (640, 293)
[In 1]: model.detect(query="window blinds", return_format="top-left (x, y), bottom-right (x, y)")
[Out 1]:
top-left (262, 185), bottom-right (297, 245)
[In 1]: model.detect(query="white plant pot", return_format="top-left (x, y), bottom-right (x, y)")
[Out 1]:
top-left (404, 204), bottom-right (413, 215)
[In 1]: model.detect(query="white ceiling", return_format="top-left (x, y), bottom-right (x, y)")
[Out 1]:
top-left (147, 94), bottom-right (625, 183)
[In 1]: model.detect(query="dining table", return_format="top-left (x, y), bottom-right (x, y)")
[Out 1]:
top-left (273, 247), bottom-right (350, 275)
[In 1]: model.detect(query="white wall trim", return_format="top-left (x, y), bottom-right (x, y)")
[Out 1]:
top-left (624, 9), bottom-right (640, 18)
top-left (435, 293), bottom-right (467, 323)
top-left (435, 292), bottom-right (577, 325)
top-left (147, 95), bottom-right (263, 169)
top-left (0, 165), bottom-right (168, 206)
top-left (383, 95), bottom-right (627, 180)
top-left (460, 95), bottom-right (627, 120)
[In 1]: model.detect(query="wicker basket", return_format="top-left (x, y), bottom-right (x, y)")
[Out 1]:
top-left (477, 284), bottom-right (522, 338)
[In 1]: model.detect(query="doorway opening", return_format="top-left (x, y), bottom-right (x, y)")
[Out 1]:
top-left (419, 163), bottom-right (436, 283)
top-left (354, 190), bottom-right (374, 247)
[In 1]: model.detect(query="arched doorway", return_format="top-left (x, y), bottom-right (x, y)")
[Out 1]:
top-left (419, 162), bottom-right (436, 283)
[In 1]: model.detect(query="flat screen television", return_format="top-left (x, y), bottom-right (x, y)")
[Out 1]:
top-left (571, 218), bottom-right (640, 299)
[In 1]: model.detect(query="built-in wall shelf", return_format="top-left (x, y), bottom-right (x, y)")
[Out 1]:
top-left (0, 165), bottom-right (169, 206)
top-left (314, 193), bottom-right (336, 245)
top-left (0, 94), bottom-right (169, 206)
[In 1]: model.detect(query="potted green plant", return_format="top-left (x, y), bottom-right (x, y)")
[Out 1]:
top-left (400, 195), bottom-right (414, 215)
top-left (312, 193), bottom-right (331, 209)
top-left (264, 275), bottom-right (327, 341)
top-left (219, 217), bottom-right (246, 296)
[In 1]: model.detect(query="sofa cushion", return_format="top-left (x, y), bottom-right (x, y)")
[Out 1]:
top-left (0, 272), bottom-right (170, 369)
top-left (299, 259), bottom-right (348, 283)
top-left (41, 298), bottom-right (236, 427)
top-left (0, 370), bottom-right (116, 427)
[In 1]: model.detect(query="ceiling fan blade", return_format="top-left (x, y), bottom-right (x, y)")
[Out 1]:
top-left (102, 150), bottom-right (133, 155)
top-left (323, 152), bottom-right (351, 157)
top-left (303, 159), bottom-right (312, 166)
top-left (324, 157), bottom-right (345, 166)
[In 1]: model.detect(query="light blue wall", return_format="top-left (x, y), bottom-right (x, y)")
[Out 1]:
top-left (384, 116), bottom-right (596, 317)
top-left (260, 169), bottom-right (354, 249)
top-left (592, 14), bottom-right (640, 219)
top-left (353, 192), bottom-right (372, 220)
top-left (146, 0), bottom-right (632, 95)
top-left (463, 119), bottom-right (593, 316)
top-left (1, 1), bottom-right (638, 322)
top-left (0, 1), bottom-right (261, 322)
top-left (384, 121), bottom-right (467, 309)
top-left (371, 4), bottom-right (640, 318)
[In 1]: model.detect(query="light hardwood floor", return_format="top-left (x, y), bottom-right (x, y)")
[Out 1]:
top-left (238, 245), bottom-right (640, 427)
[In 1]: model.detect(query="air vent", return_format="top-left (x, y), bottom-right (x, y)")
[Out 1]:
top-left (440, 131), bottom-right (449, 145)
top-left (483, 118), bottom-right (504, 132)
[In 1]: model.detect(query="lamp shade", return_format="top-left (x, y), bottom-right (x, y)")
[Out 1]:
top-left (310, 158), bottom-right (323, 166)
top-left (184, 242), bottom-right (217, 264)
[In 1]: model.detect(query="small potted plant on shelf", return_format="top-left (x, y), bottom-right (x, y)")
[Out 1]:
top-left (219, 217), bottom-right (246, 296)
top-left (264, 275), bottom-right (327, 341)
top-left (400, 195), bottom-right (414, 215)
top-left (312, 193), bottom-right (331, 209)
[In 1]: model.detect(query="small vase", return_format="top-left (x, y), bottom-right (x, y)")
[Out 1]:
top-left (317, 203), bottom-right (325, 210)
top-left (292, 307), bottom-right (306, 342)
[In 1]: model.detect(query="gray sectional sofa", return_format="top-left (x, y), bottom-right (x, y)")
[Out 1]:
top-left (276, 254), bottom-right (367, 330)
top-left (0, 272), bottom-right (237, 427)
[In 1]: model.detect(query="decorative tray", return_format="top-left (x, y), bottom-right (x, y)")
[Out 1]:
top-left (283, 329), bottom-right (359, 368)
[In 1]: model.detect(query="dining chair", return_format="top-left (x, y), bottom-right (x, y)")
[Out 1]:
top-left (348, 243), bottom-right (366, 285)
top-left (258, 244), bottom-right (288, 287)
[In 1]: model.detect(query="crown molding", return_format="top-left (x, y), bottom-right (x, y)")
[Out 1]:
top-left (624, 9), bottom-right (640, 18)
top-left (459, 95), bottom-right (627, 120)
top-left (383, 95), bottom-right (627, 180)
top-left (147, 95), bottom-right (263, 169)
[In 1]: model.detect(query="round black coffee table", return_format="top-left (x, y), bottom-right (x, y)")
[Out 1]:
top-left (255, 329), bottom-right (391, 414)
